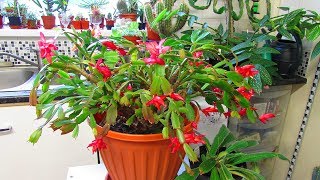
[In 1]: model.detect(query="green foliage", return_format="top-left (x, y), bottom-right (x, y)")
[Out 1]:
top-left (176, 125), bottom-right (288, 180)
top-left (116, 0), bottom-right (138, 14)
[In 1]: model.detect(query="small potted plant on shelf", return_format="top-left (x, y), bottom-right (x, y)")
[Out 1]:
top-left (79, 0), bottom-right (109, 29)
top-left (5, 2), bottom-right (22, 29)
top-left (137, 5), bottom-right (145, 30)
top-left (26, 12), bottom-right (39, 29)
top-left (116, 0), bottom-right (139, 21)
top-left (71, 14), bottom-right (82, 30)
top-left (55, 0), bottom-right (73, 28)
top-left (105, 12), bottom-right (115, 30)
top-left (32, 0), bottom-right (58, 29)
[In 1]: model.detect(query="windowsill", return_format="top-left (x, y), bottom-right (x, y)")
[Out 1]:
top-left (0, 25), bottom-right (112, 37)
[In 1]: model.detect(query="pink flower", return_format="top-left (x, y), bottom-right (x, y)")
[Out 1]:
top-left (146, 95), bottom-right (166, 110)
top-left (87, 137), bottom-right (107, 154)
top-left (185, 132), bottom-right (205, 144)
top-left (95, 59), bottom-right (112, 81)
top-left (170, 92), bottom-right (184, 101)
top-left (202, 106), bottom-right (218, 116)
top-left (143, 55), bottom-right (165, 65)
top-left (237, 87), bottom-right (255, 100)
top-left (144, 39), bottom-right (170, 66)
top-left (146, 39), bottom-right (170, 56)
top-left (235, 65), bottom-right (259, 78)
top-left (169, 137), bottom-right (181, 153)
top-left (259, 113), bottom-right (275, 124)
top-left (192, 51), bottom-right (203, 58)
top-left (38, 32), bottom-right (58, 64)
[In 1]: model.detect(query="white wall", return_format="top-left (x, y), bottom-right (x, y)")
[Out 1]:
top-left (0, 105), bottom-right (97, 180)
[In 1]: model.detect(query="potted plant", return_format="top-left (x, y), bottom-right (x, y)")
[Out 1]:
top-left (26, 12), bottom-right (39, 29)
top-left (71, 14), bottom-right (82, 30)
top-left (137, 5), bottom-right (145, 30)
top-left (5, 2), bottom-right (22, 29)
top-left (32, 0), bottom-right (58, 29)
top-left (28, 20), bottom-right (280, 179)
top-left (117, 0), bottom-right (138, 21)
top-left (105, 12), bottom-right (115, 30)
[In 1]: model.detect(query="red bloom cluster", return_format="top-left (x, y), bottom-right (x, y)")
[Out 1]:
top-left (87, 137), bottom-right (107, 154)
top-left (101, 40), bottom-right (127, 56)
top-left (38, 32), bottom-right (58, 64)
top-left (192, 51), bottom-right (203, 58)
top-left (169, 132), bottom-right (205, 153)
top-left (235, 65), bottom-right (258, 78)
top-left (95, 59), bottom-right (112, 81)
top-left (144, 39), bottom-right (170, 65)
top-left (146, 92), bottom-right (184, 110)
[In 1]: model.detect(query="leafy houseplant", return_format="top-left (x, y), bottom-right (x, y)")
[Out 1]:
top-left (177, 125), bottom-right (288, 180)
top-left (5, 1), bottom-right (23, 29)
top-left (26, 12), bottom-right (39, 29)
top-left (29, 25), bottom-right (278, 179)
top-left (32, 0), bottom-right (59, 29)
top-left (105, 12), bottom-right (115, 30)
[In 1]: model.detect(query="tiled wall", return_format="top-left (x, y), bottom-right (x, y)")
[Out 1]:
top-left (0, 40), bottom-right (74, 65)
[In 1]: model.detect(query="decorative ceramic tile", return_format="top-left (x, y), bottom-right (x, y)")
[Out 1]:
top-left (0, 40), bottom-right (74, 65)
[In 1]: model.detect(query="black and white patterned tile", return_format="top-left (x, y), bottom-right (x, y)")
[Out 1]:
top-left (0, 40), bottom-right (74, 65)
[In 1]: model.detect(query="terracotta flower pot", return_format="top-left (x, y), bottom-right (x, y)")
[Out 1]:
top-left (41, 15), bottom-right (56, 29)
top-left (71, 20), bottom-right (82, 29)
top-left (27, 20), bottom-right (38, 29)
top-left (81, 20), bottom-right (90, 29)
top-left (123, 36), bottom-right (141, 45)
top-left (0, 16), bottom-right (3, 29)
top-left (96, 106), bottom-right (199, 180)
top-left (119, 13), bottom-right (137, 21)
top-left (146, 23), bottom-right (161, 41)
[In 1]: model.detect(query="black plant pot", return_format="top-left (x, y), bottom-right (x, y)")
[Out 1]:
top-left (106, 25), bottom-right (113, 30)
top-left (139, 22), bottom-right (146, 30)
top-left (8, 16), bottom-right (22, 26)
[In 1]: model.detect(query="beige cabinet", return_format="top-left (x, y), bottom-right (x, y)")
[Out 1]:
top-left (0, 105), bottom-right (97, 180)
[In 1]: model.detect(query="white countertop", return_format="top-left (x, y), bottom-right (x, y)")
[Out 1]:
top-left (0, 26), bottom-right (112, 38)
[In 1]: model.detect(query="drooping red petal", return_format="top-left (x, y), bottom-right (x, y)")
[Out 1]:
top-left (237, 87), bottom-right (255, 100)
top-left (259, 113), bottom-right (275, 124)
top-left (185, 132), bottom-right (205, 144)
top-left (169, 137), bottom-right (181, 153)
top-left (201, 106), bottom-right (218, 116)
top-left (95, 59), bottom-right (112, 81)
top-left (101, 40), bottom-right (118, 50)
top-left (87, 137), bottom-right (107, 154)
top-left (170, 92), bottom-right (184, 101)
top-left (192, 51), bottom-right (203, 58)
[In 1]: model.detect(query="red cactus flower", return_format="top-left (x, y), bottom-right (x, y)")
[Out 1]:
top-left (185, 132), bottom-right (205, 144)
top-left (146, 95), bottom-right (166, 110)
top-left (235, 65), bottom-right (259, 78)
top-left (237, 87), bottom-right (255, 100)
top-left (170, 92), bottom-right (184, 101)
top-left (259, 113), bottom-right (275, 124)
top-left (101, 40), bottom-right (127, 56)
top-left (202, 106), bottom-right (219, 116)
top-left (95, 59), bottom-right (112, 81)
top-left (144, 39), bottom-right (170, 66)
top-left (191, 122), bottom-right (198, 129)
top-left (169, 137), bottom-right (181, 153)
top-left (38, 32), bottom-right (58, 64)
top-left (87, 137), bottom-right (107, 154)
top-left (127, 84), bottom-right (132, 91)
top-left (223, 111), bottom-right (231, 118)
